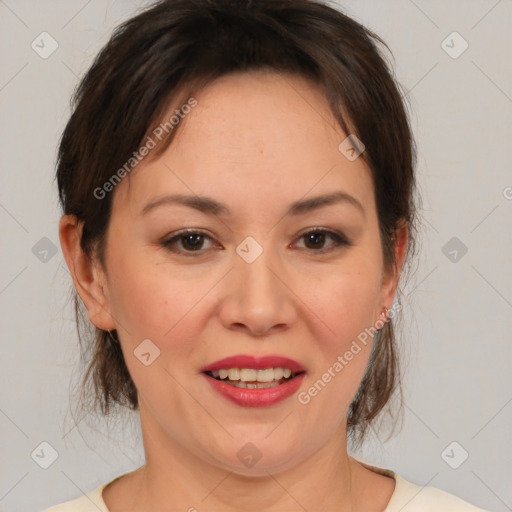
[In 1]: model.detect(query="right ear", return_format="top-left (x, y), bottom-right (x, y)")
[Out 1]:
top-left (58, 215), bottom-right (115, 331)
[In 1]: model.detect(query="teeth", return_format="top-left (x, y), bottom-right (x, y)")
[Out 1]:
top-left (240, 368), bottom-right (258, 381)
top-left (208, 367), bottom-right (298, 383)
top-left (231, 381), bottom-right (281, 389)
top-left (274, 367), bottom-right (284, 380)
top-left (257, 368), bottom-right (274, 382)
top-left (228, 368), bottom-right (240, 381)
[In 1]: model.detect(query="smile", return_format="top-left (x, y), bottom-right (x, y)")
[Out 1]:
top-left (201, 355), bottom-right (306, 407)
top-left (206, 367), bottom-right (300, 388)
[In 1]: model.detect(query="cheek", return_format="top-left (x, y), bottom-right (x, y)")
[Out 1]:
top-left (105, 253), bottom-right (211, 415)
top-left (106, 243), bottom-right (210, 341)
top-left (302, 263), bottom-right (382, 350)
top-left (293, 260), bottom-right (383, 413)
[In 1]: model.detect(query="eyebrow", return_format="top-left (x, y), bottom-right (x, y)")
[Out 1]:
top-left (141, 191), bottom-right (365, 218)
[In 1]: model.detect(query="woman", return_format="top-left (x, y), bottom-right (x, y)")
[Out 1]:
top-left (45, 0), bottom-right (489, 510)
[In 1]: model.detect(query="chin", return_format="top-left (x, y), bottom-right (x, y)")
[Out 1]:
top-left (205, 435), bottom-right (311, 477)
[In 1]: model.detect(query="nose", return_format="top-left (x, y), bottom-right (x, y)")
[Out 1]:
top-left (218, 246), bottom-right (297, 337)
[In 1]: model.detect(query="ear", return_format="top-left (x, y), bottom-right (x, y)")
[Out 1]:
top-left (379, 219), bottom-right (408, 312)
top-left (58, 214), bottom-right (115, 330)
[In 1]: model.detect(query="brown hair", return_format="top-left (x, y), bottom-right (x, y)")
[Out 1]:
top-left (57, 0), bottom-right (418, 448)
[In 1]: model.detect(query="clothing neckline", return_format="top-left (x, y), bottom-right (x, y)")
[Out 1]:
top-left (89, 459), bottom-right (401, 512)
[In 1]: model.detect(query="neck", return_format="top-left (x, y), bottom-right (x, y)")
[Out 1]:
top-left (129, 404), bottom-right (361, 511)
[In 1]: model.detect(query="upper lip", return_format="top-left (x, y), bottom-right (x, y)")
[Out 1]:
top-left (201, 355), bottom-right (305, 373)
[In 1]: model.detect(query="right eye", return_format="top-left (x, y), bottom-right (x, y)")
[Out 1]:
top-left (160, 229), bottom-right (219, 256)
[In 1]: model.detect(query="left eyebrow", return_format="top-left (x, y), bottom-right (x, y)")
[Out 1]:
top-left (140, 190), bottom-right (365, 218)
top-left (286, 191), bottom-right (365, 218)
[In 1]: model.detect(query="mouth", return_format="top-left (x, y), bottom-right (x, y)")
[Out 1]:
top-left (200, 354), bottom-right (306, 407)
top-left (204, 367), bottom-right (303, 389)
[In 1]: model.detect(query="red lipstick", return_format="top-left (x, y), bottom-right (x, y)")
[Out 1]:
top-left (200, 354), bottom-right (306, 408)
top-left (201, 354), bottom-right (305, 373)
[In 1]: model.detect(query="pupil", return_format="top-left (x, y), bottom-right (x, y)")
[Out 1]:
top-left (183, 234), bottom-right (203, 250)
top-left (306, 233), bottom-right (324, 249)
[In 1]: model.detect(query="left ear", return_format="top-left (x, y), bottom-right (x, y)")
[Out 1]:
top-left (379, 219), bottom-right (408, 310)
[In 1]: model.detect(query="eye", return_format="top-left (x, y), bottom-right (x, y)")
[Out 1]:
top-left (160, 227), bottom-right (351, 257)
top-left (293, 228), bottom-right (351, 253)
top-left (160, 229), bottom-right (218, 256)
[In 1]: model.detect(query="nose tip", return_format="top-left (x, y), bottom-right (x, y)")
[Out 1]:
top-left (218, 255), bottom-right (297, 337)
top-left (231, 319), bottom-right (287, 337)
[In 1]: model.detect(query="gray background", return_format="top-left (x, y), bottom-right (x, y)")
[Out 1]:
top-left (0, 1), bottom-right (511, 511)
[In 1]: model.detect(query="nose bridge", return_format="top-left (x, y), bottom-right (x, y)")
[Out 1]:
top-left (241, 247), bottom-right (281, 299)
top-left (237, 235), bottom-right (285, 305)
top-left (219, 235), bottom-right (296, 335)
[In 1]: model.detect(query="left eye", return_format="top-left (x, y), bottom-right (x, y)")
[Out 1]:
top-left (161, 228), bottom-right (350, 256)
top-left (293, 229), bottom-right (350, 253)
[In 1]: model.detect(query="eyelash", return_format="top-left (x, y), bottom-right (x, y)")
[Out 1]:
top-left (160, 228), bottom-right (351, 257)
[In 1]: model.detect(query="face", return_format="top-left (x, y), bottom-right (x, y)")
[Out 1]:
top-left (66, 70), bottom-right (403, 476)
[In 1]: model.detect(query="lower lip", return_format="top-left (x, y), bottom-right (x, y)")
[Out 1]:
top-left (202, 373), bottom-right (306, 407)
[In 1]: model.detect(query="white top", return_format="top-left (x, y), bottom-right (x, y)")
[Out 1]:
top-left (43, 461), bottom-right (489, 511)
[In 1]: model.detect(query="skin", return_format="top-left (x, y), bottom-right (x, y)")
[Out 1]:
top-left (59, 70), bottom-right (408, 511)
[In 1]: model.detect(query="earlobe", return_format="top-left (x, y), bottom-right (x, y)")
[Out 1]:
top-left (58, 215), bottom-right (115, 331)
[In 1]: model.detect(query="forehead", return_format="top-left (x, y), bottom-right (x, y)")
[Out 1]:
top-left (115, 70), bottom-right (375, 219)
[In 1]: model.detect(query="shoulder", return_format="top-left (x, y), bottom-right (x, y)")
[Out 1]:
top-left (387, 473), bottom-right (489, 512)
top-left (42, 482), bottom-right (109, 512)
top-left (355, 459), bottom-right (489, 512)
